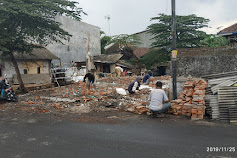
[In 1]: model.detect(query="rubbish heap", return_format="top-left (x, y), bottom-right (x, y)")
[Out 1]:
top-left (170, 78), bottom-right (208, 120)
top-left (12, 76), bottom-right (172, 117)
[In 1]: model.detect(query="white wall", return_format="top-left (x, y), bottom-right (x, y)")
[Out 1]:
top-left (46, 16), bottom-right (101, 67)
top-left (134, 31), bottom-right (156, 48)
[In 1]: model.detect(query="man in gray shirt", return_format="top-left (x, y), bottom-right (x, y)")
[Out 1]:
top-left (148, 81), bottom-right (171, 117)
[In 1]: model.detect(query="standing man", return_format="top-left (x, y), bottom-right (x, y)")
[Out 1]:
top-left (83, 71), bottom-right (96, 95)
top-left (128, 76), bottom-right (142, 94)
top-left (148, 81), bottom-right (171, 117)
top-left (143, 71), bottom-right (153, 85)
top-left (115, 65), bottom-right (123, 77)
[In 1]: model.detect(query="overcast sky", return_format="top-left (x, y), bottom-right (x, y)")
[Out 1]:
top-left (76, 0), bottom-right (237, 36)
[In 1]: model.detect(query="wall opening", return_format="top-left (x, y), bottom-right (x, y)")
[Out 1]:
top-left (37, 67), bottom-right (41, 74)
top-left (103, 64), bottom-right (110, 73)
top-left (24, 69), bottom-right (28, 74)
top-left (157, 66), bottom-right (167, 76)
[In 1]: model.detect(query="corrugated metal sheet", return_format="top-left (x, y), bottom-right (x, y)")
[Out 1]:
top-left (202, 71), bottom-right (237, 80)
top-left (229, 105), bottom-right (237, 124)
top-left (208, 76), bottom-right (237, 86)
top-left (211, 80), bottom-right (237, 94)
top-left (205, 95), bottom-right (219, 119)
top-left (218, 86), bottom-right (237, 123)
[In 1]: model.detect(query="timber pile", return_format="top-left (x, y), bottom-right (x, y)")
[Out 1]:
top-left (170, 78), bottom-right (208, 120)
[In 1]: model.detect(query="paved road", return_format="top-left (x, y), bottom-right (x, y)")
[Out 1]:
top-left (0, 114), bottom-right (236, 158)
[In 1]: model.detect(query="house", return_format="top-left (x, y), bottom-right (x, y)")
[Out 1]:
top-left (133, 30), bottom-right (156, 58)
top-left (133, 47), bottom-right (150, 58)
top-left (46, 16), bottom-right (101, 67)
top-left (76, 54), bottom-right (124, 73)
top-left (75, 53), bottom-right (141, 76)
top-left (218, 23), bottom-right (237, 47)
top-left (93, 54), bottom-right (124, 73)
top-left (0, 48), bottom-right (59, 84)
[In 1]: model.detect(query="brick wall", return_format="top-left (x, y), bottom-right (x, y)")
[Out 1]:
top-left (176, 47), bottom-right (237, 77)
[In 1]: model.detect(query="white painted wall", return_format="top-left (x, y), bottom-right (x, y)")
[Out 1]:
top-left (134, 31), bottom-right (156, 48)
top-left (46, 16), bottom-right (101, 67)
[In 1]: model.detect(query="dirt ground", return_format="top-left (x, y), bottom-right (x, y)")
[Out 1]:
top-left (0, 76), bottom-right (220, 125)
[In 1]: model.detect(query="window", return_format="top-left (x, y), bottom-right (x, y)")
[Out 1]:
top-left (37, 67), bottom-right (40, 74)
top-left (23, 69), bottom-right (28, 74)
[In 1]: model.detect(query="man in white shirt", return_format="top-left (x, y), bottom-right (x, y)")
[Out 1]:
top-left (115, 66), bottom-right (123, 77)
top-left (148, 81), bottom-right (171, 117)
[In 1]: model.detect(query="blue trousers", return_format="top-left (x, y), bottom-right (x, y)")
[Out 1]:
top-left (150, 102), bottom-right (171, 114)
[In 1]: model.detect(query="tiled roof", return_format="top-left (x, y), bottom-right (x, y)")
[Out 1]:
top-left (133, 48), bottom-right (150, 58)
top-left (94, 54), bottom-right (123, 63)
top-left (219, 23), bottom-right (237, 34)
top-left (0, 48), bottom-right (59, 60)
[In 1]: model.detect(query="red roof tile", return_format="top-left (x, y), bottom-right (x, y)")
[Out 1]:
top-left (219, 23), bottom-right (237, 34)
top-left (133, 48), bottom-right (150, 58)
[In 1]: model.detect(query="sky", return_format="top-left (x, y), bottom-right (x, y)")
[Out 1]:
top-left (76, 0), bottom-right (237, 36)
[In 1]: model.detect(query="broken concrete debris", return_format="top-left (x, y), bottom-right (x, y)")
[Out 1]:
top-left (6, 74), bottom-right (236, 123)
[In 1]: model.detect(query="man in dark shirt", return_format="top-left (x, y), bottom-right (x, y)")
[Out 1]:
top-left (128, 76), bottom-right (142, 94)
top-left (143, 71), bottom-right (153, 85)
top-left (83, 72), bottom-right (96, 94)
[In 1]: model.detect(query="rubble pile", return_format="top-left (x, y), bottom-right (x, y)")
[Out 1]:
top-left (3, 75), bottom-right (173, 118)
top-left (170, 78), bottom-right (208, 120)
top-left (153, 75), bottom-right (171, 81)
top-left (14, 77), bottom-right (154, 115)
top-left (98, 76), bottom-right (136, 85)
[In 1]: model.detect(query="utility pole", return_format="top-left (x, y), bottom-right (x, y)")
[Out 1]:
top-left (171, 0), bottom-right (177, 99)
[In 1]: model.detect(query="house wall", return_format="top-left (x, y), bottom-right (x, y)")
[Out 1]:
top-left (95, 64), bottom-right (103, 73)
top-left (176, 47), bottom-right (237, 77)
top-left (0, 60), bottom-right (51, 80)
top-left (110, 64), bottom-right (116, 73)
top-left (134, 31), bottom-right (156, 48)
top-left (46, 16), bottom-right (101, 67)
top-left (21, 60), bottom-right (45, 74)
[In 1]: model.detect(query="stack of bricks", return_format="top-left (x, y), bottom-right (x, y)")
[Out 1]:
top-left (170, 78), bottom-right (207, 120)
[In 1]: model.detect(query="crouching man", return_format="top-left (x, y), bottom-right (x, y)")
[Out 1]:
top-left (128, 77), bottom-right (142, 94)
top-left (148, 81), bottom-right (171, 118)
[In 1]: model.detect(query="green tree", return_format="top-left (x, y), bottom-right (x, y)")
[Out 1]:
top-left (201, 35), bottom-right (229, 47)
top-left (100, 31), bottom-right (111, 54)
top-left (0, 0), bottom-right (85, 92)
top-left (109, 34), bottom-right (141, 51)
top-left (147, 14), bottom-right (209, 49)
top-left (139, 48), bottom-right (170, 70)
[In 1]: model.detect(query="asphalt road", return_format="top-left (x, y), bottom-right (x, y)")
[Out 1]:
top-left (0, 114), bottom-right (236, 158)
